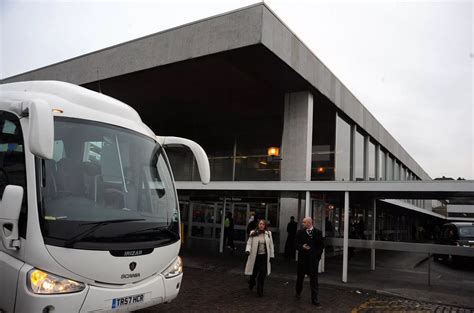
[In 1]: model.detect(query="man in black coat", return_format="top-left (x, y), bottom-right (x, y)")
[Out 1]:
top-left (295, 217), bottom-right (324, 306)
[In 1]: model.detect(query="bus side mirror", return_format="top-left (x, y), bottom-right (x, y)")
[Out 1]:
top-left (0, 185), bottom-right (24, 250)
top-left (28, 99), bottom-right (54, 160)
top-left (157, 136), bottom-right (210, 184)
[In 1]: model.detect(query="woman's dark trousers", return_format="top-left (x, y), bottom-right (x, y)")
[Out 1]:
top-left (249, 254), bottom-right (267, 296)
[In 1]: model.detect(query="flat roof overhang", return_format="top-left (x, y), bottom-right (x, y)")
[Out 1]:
top-left (175, 180), bottom-right (474, 200)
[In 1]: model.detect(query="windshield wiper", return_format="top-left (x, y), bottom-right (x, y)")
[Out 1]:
top-left (65, 218), bottom-right (145, 248)
top-left (122, 225), bottom-right (179, 239)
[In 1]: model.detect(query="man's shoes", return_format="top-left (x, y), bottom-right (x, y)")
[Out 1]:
top-left (312, 301), bottom-right (321, 307)
top-left (295, 293), bottom-right (301, 300)
top-left (248, 283), bottom-right (254, 291)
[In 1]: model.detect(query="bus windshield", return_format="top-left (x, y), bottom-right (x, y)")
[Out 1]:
top-left (38, 117), bottom-right (179, 250)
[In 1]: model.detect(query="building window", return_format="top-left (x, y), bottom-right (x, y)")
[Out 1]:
top-left (311, 99), bottom-right (336, 181)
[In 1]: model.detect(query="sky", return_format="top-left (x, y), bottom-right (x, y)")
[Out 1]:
top-left (1, 0), bottom-right (473, 179)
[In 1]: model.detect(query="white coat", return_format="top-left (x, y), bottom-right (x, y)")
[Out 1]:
top-left (244, 230), bottom-right (275, 276)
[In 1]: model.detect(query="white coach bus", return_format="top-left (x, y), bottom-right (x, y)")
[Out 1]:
top-left (0, 81), bottom-right (210, 312)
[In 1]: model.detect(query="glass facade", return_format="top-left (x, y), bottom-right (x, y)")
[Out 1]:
top-left (169, 132), bottom-right (281, 182)
top-left (311, 98), bottom-right (336, 180)
top-left (208, 145), bottom-right (234, 181)
top-left (164, 90), bottom-right (423, 188)
top-left (235, 145), bottom-right (280, 181)
top-left (354, 130), bottom-right (364, 181)
top-left (335, 115), bottom-right (351, 181)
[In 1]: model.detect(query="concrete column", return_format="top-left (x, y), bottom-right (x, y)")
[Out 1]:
top-left (392, 158), bottom-right (396, 181)
top-left (297, 193), bottom-right (302, 225)
top-left (279, 91), bottom-right (313, 253)
top-left (343, 191), bottom-right (349, 283)
top-left (219, 198), bottom-right (227, 253)
top-left (371, 199), bottom-right (376, 270)
top-left (375, 144), bottom-right (380, 181)
top-left (320, 205), bottom-right (326, 273)
top-left (384, 153), bottom-right (389, 180)
top-left (363, 135), bottom-right (369, 180)
top-left (281, 91), bottom-right (313, 181)
top-left (280, 193), bottom-right (300, 253)
top-left (231, 140), bottom-right (237, 181)
top-left (350, 125), bottom-right (356, 181)
top-left (305, 191), bottom-right (311, 217)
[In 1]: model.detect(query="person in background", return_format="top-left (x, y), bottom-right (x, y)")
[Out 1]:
top-left (247, 213), bottom-right (257, 236)
top-left (295, 217), bottom-right (324, 306)
top-left (325, 217), bottom-right (334, 237)
top-left (245, 219), bottom-right (275, 297)
top-left (224, 212), bottom-right (235, 250)
top-left (284, 216), bottom-right (297, 259)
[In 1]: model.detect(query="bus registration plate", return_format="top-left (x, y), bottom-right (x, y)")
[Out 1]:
top-left (112, 293), bottom-right (144, 309)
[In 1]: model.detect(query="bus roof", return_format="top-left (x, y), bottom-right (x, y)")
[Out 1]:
top-left (0, 80), bottom-right (155, 138)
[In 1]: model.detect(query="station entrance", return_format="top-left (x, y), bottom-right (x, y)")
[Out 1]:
top-left (179, 196), bottom-right (280, 249)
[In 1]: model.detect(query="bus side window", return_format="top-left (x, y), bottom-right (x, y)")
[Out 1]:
top-left (0, 111), bottom-right (27, 238)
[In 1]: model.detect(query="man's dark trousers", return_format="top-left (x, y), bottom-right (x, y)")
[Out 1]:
top-left (295, 228), bottom-right (324, 303)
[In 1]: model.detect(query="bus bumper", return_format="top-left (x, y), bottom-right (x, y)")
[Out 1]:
top-left (14, 267), bottom-right (182, 312)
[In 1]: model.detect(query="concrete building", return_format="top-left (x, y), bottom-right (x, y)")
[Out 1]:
top-left (446, 203), bottom-right (474, 222)
top-left (2, 4), bottom-right (471, 254)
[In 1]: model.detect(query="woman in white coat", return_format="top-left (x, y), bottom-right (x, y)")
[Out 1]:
top-left (245, 219), bottom-right (275, 297)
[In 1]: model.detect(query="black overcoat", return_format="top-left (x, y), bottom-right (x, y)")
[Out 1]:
top-left (295, 228), bottom-right (324, 274)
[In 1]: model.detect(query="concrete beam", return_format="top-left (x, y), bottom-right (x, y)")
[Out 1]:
top-left (175, 180), bottom-right (474, 193)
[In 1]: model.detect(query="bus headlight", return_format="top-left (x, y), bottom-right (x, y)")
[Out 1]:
top-left (28, 269), bottom-right (85, 294)
top-left (162, 256), bottom-right (183, 279)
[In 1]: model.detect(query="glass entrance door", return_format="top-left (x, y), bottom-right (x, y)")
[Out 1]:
top-left (184, 200), bottom-right (280, 249)
top-left (191, 202), bottom-right (216, 239)
top-left (232, 203), bottom-right (249, 242)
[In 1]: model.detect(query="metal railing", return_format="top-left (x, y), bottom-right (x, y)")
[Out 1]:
top-left (324, 237), bottom-right (474, 285)
top-left (325, 238), bottom-right (474, 257)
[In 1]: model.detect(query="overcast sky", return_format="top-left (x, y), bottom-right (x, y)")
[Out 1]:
top-left (1, 0), bottom-right (472, 179)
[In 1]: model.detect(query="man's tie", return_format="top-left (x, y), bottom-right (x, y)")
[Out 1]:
top-left (307, 229), bottom-right (313, 237)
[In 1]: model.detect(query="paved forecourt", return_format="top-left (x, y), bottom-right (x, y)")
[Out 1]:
top-left (137, 267), bottom-right (473, 313)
